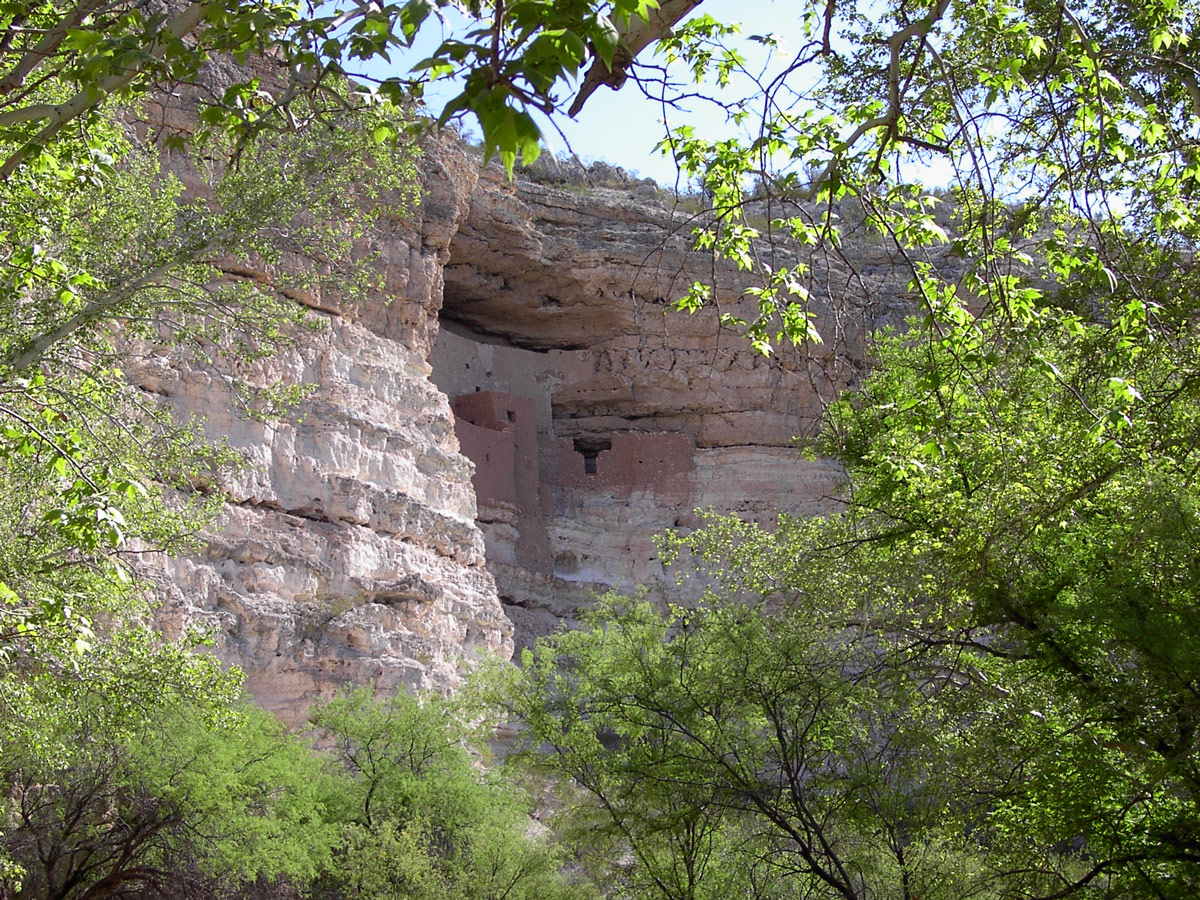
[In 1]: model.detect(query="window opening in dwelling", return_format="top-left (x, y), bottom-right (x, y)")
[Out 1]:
top-left (573, 437), bottom-right (612, 475)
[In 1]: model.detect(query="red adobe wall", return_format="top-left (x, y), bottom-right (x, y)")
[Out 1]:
top-left (451, 391), bottom-right (535, 509)
top-left (451, 391), bottom-right (552, 573)
top-left (452, 392), bottom-right (699, 575)
top-left (545, 431), bottom-right (695, 499)
top-left (453, 419), bottom-right (518, 508)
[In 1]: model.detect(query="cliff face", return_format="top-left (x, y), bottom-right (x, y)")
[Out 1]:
top-left (429, 161), bottom-right (868, 651)
top-left (146, 136), bottom-right (510, 726)
top-left (149, 136), bottom-right (906, 722)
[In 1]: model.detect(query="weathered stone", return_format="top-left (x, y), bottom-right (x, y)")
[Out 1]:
top-left (140, 133), bottom-right (516, 726)
top-left (426, 166), bottom-right (869, 650)
top-left (147, 132), bottom-right (917, 713)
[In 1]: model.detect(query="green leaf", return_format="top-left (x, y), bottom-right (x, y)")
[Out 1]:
top-left (591, 13), bottom-right (621, 69)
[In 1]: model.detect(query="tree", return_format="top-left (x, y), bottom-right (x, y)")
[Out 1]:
top-left (1, 629), bottom-right (336, 900)
top-left (503, 507), bottom-right (1200, 899)
top-left (502, 592), bottom-right (948, 900)
top-left (470, 1), bottom-right (1200, 892)
top-left (0, 21), bottom-right (421, 897)
top-left (479, 1), bottom-right (1200, 877)
top-left (8, 0), bottom-right (1200, 896)
top-left (805, 302), bottom-right (1200, 896)
top-left (0, 87), bottom-right (418, 657)
top-left (0, 0), bottom-right (683, 183)
top-left (308, 685), bottom-right (593, 900)
top-left (7, 0), bottom-right (1196, 313)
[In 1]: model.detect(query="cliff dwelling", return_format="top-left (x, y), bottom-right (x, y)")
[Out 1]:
top-left (429, 172), bottom-right (851, 649)
top-left (145, 148), bottom-right (863, 720)
top-left (429, 320), bottom-right (701, 648)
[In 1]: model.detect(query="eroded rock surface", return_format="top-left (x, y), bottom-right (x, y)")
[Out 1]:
top-left (142, 133), bottom-right (518, 726)
top-left (428, 163), bottom-right (901, 651)
top-left (149, 127), bottom-right (911, 718)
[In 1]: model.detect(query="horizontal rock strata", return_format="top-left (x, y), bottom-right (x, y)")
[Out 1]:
top-left (145, 120), bottom-right (921, 714)
top-left (429, 161), bottom-right (901, 651)
top-left (141, 129), bottom-right (515, 725)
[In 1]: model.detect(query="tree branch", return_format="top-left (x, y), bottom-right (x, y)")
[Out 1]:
top-left (0, 1), bottom-right (212, 181)
top-left (568, 0), bottom-right (705, 117)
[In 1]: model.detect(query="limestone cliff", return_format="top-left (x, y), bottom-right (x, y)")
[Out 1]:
top-left (428, 156), bottom-right (929, 651)
top-left (145, 134), bottom-right (511, 726)
top-left (148, 134), bottom-right (910, 721)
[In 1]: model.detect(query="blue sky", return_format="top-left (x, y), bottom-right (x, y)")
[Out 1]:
top-left (381, 0), bottom-right (803, 185)
top-left (534, 0), bottom-right (800, 184)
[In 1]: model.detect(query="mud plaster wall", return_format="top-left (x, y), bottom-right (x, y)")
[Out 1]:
top-left (432, 320), bottom-right (698, 490)
top-left (429, 301), bottom-right (845, 654)
top-left (431, 322), bottom-right (559, 435)
top-left (430, 318), bottom-right (716, 650)
top-left (450, 391), bottom-right (552, 573)
top-left (545, 432), bottom-right (693, 499)
top-left (452, 417), bottom-right (519, 508)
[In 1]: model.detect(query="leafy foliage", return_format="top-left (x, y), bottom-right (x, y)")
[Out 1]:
top-left (486, 3), bottom-right (1200, 893)
top-left (0, 14), bottom-right (430, 900)
top-left (0, 0), bottom-right (668, 181)
top-left (0, 629), bottom-right (335, 900)
top-left (8, 3), bottom-right (1200, 900)
top-left (505, 499), bottom-right (1200, 899)
top-left (310, 686), bottom-right (591, 900)
top-left (2, 671), bottom-right (589, 900)
top-left (0, 90), bottom-right (418, 659)
top-left (644, 0), bottom-right (1200, 370)
top-left (810, 309), bottom-right (1200, 894)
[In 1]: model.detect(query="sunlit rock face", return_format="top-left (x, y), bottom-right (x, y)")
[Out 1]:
top-left (147, 316), bottom-right (514, 726)
top-left (142, 102), bottom-right (914, 719)
top-left (139, 124), bottom-right (516, 726)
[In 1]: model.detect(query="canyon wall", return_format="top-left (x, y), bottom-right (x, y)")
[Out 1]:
top-left (428, 157), bottom-right (922, 650)
top-left (148, 130), bottom-right (914, 721)
top-left (144, 125), bottom-right (511, 726)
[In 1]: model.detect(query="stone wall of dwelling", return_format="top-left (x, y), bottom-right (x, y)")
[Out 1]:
top-left (450, 391), bottom-right (552, 573)
top-left (429, 307), bottom-right (845, 651)
top-left (544, 432), bottom-right (693, 499)
top-left (452, 417), bottom-right (519, 508)
top-left (431, 322), bottom-right (559, 436)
